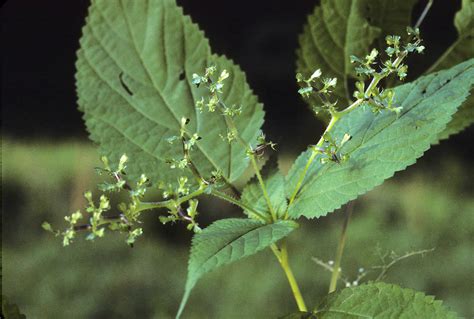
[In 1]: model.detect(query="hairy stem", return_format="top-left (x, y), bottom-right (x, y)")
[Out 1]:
top-left (271, 242), bottom-right (307, 311)
top-left (328, 201), bottom-right (354, 293)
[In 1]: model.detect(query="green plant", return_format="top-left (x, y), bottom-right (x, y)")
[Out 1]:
top-left (44, 0), bottom-right (473, 317)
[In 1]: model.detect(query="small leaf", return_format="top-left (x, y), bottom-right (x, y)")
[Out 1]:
top-left (242, 159), bottom-right (288, 219)
top-left (177, 218), bottom-right (298, 318)
top-left (314, 282), bottom-right (457, 318)
top-left (287, 59), bottom-right (474, 219)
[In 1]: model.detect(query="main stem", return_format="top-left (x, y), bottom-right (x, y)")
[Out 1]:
top-left (328, 201), bottom-right (354, 293)
top-left (271, 242), bottom-right (307, 311)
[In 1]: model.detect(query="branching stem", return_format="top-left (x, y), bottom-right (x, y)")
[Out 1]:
top-left (287, 52), bottom-right (408, 212)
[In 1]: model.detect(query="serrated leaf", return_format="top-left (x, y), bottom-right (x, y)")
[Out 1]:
top-left (177, 218), bottom-right (298, 318)
top-left (76, 0), bottom-right (264, 186)
top-left (296, 0), bottom-right (381, 121)
top-left (427, 0), bottom-right (474, 140)
top-left (241, 159), bottom-right (288, 219)
top-left (314, 282), bottom-right (457, 318)
top-left (287, 59), bottom-right (473, 219)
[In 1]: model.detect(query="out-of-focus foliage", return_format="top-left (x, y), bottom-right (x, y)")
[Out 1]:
top-left (2, 296), bottom-right (27, 319)
top-left (430, 0), bottom-right (474, 140)
top-left (3, 140), bottom-right (473, 318)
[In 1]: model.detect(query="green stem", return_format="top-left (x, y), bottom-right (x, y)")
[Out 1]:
top-left (210, 189), bottom-right (270, 223)
top-left (137, 187), bottom-right (206, 211)
top-left (328, 201), bottom-right (354, 293)
top-left (286, 51), bottom-right (410, 212)
top-left (249, 155), bottom-right (277, 221)
top-left (287, 116), bottom-right (339, 209)
top-left (271, 242), bottom-right (307, 311)
top-left (218, 99), bottom-right (276, 221)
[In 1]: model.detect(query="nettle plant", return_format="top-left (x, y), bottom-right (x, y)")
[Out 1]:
top-left (44, 0), bottom-right (473, 317)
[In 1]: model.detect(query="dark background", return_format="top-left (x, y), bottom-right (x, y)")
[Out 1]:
top-left (1, 0), bottom-right (471, 156)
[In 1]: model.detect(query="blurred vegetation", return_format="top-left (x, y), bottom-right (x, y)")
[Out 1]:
top-left (2, 138), bottom-right (473, 318)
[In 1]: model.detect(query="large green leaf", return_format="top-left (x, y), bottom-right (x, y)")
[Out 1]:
top-left (287, 59), bottom-right (473, 219)
top-left (241, 159), bottom-right (288, 219)
top-left (76, 0), bottom-right (264, 186)
top-left (427, 0), bottom-right (474, 140)
top-left (177, 218), bottom-right (298, 318)
top-left (314, 282), bottom-right (457, 318)
top-left (296, 0), bottom-right (381, 116)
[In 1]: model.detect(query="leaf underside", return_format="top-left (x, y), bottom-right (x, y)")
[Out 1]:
top-left (177, 218), bottom-right (298, 318)
top-left (314, 282), bottom-right (457, 318)
top-left (76, 0), bottom-right (264, 186)
top-left (287, 59), bottom-right (473, 219)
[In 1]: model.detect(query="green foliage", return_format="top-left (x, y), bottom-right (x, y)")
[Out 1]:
top-left (287, 59), bottom-right (474, 219)
top-left (242, 160), bottom-right (288, 219)
top-left (178, 218), bottom-right (298, 317)
top-left (430, 0), bottom-right (474, 140)
top-left (2, 296), bottom-right (26, 319)
top-left (296, 0), bottom-right (381, 118)
top-left (39, 0), bottom-right (473, 317)
top-left (76, 0), bottom-right (264, 187)
top-left (313, 282), bottom-right (457, 318)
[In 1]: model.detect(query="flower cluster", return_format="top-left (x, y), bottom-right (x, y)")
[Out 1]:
top-left (296, 69), bottom-right (338, 116)
top-left (351, 27), bottom-right (425, 115)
